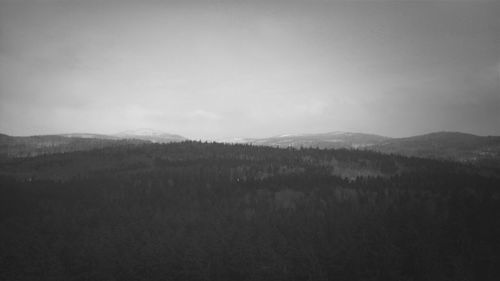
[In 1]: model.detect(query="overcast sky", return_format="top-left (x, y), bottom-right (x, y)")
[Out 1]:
top-left (0, 0), bottom-right (499, 140)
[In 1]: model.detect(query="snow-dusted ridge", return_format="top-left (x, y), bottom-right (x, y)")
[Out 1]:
top-left (243, 131), bottom-right (390, 149)
top-left (60, 133), bottom-right (119, 140)
top-left (114, 129), bottom-right (186, 143)
top-left (115, 128), bottom-right (172, 137)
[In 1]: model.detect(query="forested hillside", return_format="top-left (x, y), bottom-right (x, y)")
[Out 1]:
top-left (240, 132), bottom-right (500, 168)
top-left (370, 132), bottom-right (500, 167)
top-left (0, 134), bottom-right (147, 158)
top-left (1, 142), bottom-right (499, 281)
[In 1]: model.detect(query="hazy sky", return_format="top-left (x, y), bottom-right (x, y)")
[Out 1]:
top-left (1, 0), bottom-right (499, 140)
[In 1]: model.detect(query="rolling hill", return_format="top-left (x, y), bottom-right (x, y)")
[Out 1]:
top-left (369, 132), bottom-right (500, 165)
top-left (2, 130), bottom-right (500, 166)
top-left (235, 131), bottom-right (500, 166)
top-left (0, 129), bottom-right (187, 158)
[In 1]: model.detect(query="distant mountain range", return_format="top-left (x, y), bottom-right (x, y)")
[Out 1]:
top-left (1, 130), bottom-right (499, 167)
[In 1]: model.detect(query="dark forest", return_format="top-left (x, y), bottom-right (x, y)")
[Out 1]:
top-left (1, 142), bottom-right (499, 280)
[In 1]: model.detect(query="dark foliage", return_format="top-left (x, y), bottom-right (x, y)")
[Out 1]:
top-left (1, 142), bottom-right (499, 280)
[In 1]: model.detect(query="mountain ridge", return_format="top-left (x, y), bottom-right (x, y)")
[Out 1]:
top-left (369, 131), bottom-right (500, 165)
top-left (1, 130), bottom-right (499, 166)
top-left (221, 131), bottom-right (500, 167)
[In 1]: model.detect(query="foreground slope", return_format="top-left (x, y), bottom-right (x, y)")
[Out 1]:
top-left (1, 142), bottom-right (499, 280)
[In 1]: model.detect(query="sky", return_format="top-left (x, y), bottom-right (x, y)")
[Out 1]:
top-left (0, 0), bottom-right (499, 140)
